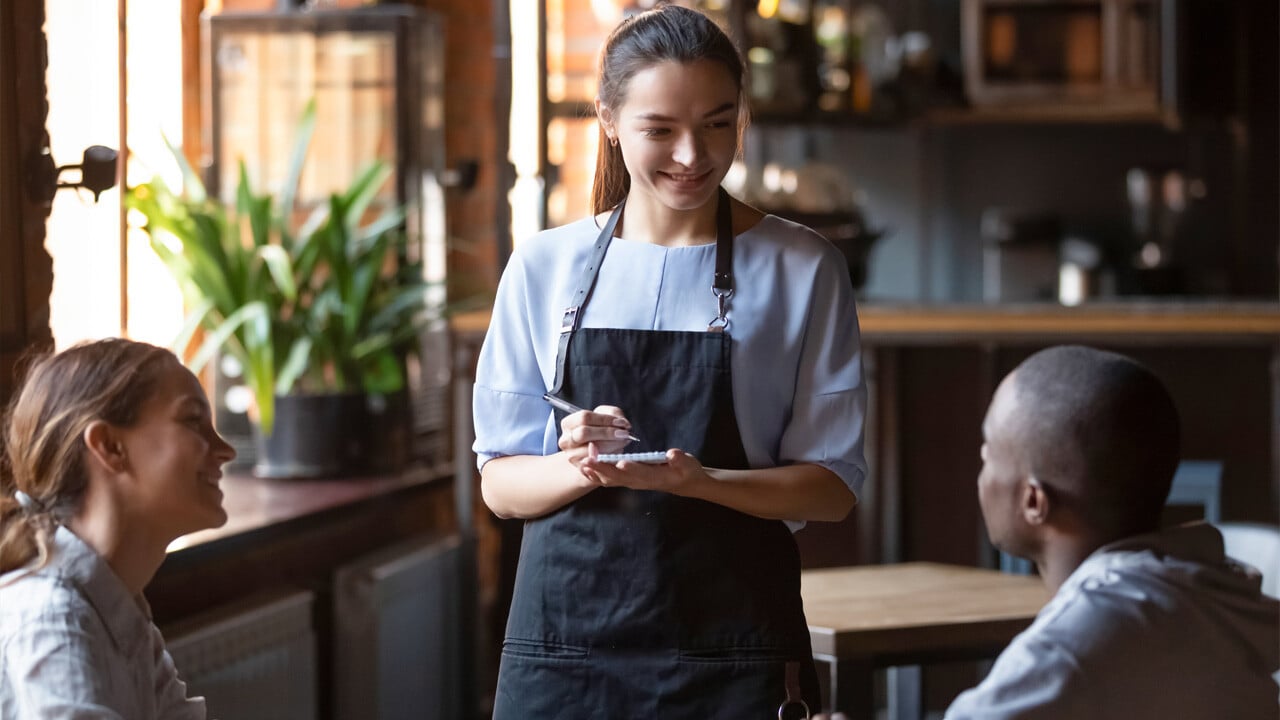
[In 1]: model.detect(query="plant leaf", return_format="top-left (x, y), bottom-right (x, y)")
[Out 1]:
top-left (276, 335), bottom-right (313, 395)
top-left (256, 245), bottom-right (298, 302)
top-left (278, 97), bottom-right (318, 240)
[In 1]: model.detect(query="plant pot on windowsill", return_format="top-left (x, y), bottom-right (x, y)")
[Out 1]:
top-left (252, 391), bottom-right (410, 479)
top-left (126, 99), bottom-right (433, 480)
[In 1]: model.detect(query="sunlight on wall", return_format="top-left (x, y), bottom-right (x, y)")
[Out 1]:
top-left (44, 0), bottom-right (184, 351)
top-left (508, 0), bottom-right (544, 245)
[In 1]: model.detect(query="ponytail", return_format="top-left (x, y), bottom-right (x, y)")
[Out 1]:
top-left (0, 491), bottom-right (54, 576)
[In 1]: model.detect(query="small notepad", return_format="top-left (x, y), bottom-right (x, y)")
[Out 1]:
top-left (595, 451), bottom-right (670, 464)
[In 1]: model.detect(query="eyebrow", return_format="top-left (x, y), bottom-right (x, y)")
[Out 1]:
top-left (634, 103), bottom-right (736, 122)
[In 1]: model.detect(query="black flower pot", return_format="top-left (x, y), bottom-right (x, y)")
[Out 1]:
top-left (252, 392), bottom-right (410, 479)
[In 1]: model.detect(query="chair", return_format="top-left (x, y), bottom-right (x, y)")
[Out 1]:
top-left (1164, 460), bottom-right (1223, 524)
top-left (1217, 522), bottom-right (1280, 598)
top-left (999, 460), bottom-right (1224, 575)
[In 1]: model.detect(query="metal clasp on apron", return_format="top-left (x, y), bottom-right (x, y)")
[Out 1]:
top-left (561, 306), bottom-right (580, 334)
top-left (777, 661), bottom-right (811, 719)
top-left (708, 287), bottom-right (732, 333)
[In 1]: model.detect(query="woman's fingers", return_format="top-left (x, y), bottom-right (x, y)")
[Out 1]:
top-left (557, 406), bottom-right (633, 451)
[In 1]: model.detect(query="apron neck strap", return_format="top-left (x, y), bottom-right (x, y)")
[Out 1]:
top-left (550, 189), bottom-right (734, 394)
top-left (709, 187), bottom-right (734, 332)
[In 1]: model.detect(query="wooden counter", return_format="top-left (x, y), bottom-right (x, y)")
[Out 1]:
top-left (857, 302), bottom-right (1280, 343)
top-left (453, 301), bottom-right (1280, 344)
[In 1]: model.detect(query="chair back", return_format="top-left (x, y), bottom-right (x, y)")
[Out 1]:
top-left (1164, 460), bottom-right (1223, 525)
top-left (1217, 522), bottom-right (1280, 598)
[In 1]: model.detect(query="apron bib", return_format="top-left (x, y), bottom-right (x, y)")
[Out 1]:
top-left (494, 190), bottom-right (818, 719)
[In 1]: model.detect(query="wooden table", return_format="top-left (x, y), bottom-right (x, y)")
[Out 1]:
top-left (801, 562), bottom-right (1050, 718)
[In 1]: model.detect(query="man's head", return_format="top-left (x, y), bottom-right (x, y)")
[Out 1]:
top-left (978, 345), bottom-right (1181, 562)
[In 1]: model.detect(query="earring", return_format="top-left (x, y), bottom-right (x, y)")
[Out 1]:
top-left (609, 136), bottom-right (618, 148)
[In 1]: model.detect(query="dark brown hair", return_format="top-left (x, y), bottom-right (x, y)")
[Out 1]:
top-left (0, 338), bottom-right (173, 574)
top-left (591, 3), bottom-right (748, 214)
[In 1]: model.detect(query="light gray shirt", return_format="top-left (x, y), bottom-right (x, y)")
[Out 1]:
top-left (0, 526), bottom-right (205, 720)
top-left (945, 523), bottom-right (1280, 719)
top-left (472, 213), bottom-right (867, 528)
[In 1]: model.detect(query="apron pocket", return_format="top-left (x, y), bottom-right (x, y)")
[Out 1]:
top-left (660, 651), bottom-right (799, 717)
top-left (501, 638), bottom-right (590, 661)
top-left (493, 640), bottom-right (593, 719)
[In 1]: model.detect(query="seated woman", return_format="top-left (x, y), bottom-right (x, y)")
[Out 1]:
top-left (0, 338), bottom-right (236, 719)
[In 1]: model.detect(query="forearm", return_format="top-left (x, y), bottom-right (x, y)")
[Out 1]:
top-left (480, 453), bottom-right (597, 519)
top-left (685, 463), bottom-right (856, 522)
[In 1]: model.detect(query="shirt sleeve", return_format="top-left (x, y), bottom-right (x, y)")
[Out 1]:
top-left (2, 613), bottom-right (128, 719)
top-left (775, 243), bottom-right (867, 502)
top-left (944, 634), bottom-right (1094, 719)
top-left (472, 251), bottom-right (556, 470)
top-left (150, 625), bottom-right (207, 720)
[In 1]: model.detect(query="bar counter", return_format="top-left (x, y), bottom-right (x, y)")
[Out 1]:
top-left (856, 301), bottom-right (1280, 342)
top-left (452, 300), bottom-right (1280, 344)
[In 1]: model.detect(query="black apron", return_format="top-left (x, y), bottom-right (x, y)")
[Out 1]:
top-left (493, 190), bottom-right (818, 719)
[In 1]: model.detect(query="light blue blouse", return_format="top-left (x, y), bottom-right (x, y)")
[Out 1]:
top-left (472, 213), bottom-right (867, 527)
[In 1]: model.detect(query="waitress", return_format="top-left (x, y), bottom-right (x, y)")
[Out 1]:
top-left (473, 5), bottom-right (866, 717)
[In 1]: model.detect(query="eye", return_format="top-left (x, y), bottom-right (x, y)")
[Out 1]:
top-left (641, 127), bottom-right (670, 138)
top-left (707, 120), bottom-right (733, 129)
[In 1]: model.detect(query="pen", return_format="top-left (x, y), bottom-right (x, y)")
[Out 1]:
top-left (542, 393), bottom-right (641, 443)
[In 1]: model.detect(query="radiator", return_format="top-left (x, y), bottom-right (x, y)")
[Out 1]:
top-left (165, 590), bottom-right (318, 720)
top-left (333, 533), bottom-right (465, 720)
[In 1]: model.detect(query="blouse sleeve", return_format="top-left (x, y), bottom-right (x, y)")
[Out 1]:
top-left (472, 252), bottom-right (555, 470)
top-left (776, 244), bottom-right (868, 502)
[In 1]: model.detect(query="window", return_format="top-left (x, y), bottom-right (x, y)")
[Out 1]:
top-left (44, 0), bottom-right (186, 350)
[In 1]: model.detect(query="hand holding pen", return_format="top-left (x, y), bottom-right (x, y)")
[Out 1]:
top-left (544, 394), bottom-right (640, 459)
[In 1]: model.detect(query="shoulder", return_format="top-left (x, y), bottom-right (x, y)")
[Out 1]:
top-left (509, 216), bottom-right (602, 269)
top-left (1025, 554), bottom-right (1197, 659)
top-left (0, 569), bottom-right (99, 660)
top-left (740, 213), bottom-right (846, 266)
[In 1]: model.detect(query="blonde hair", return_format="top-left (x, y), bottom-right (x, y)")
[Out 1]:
top-left (591, 4), bottom-right (749, 214)
top-left (0, 338), bottom-right (173, 574)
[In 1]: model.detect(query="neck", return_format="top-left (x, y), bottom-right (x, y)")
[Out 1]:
top-left (68, 483), bottom-right (166, 597)
top-left (1034, 523), bottom-right (1118, 594)
top-left (617, 191), bottom-right (718, 247)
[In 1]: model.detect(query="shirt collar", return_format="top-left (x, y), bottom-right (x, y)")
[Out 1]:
top-left (51, 526), bottom-right (154, 656)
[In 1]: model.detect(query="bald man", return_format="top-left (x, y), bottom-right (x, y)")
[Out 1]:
top-left (818, 346), bottom-right (1279, 720)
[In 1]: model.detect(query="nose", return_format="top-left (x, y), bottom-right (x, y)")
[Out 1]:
top-left (211, 429), bottom-right (237, 466)
top-left (672, 129), bottom-right (704, 167)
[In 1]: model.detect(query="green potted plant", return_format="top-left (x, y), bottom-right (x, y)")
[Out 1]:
top-left (126, 101), bottom-right (431, 477)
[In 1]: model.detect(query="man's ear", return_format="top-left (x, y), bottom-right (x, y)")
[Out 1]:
top-left (1021, 476), bottom-right (1051, 526)
top-left (83, 421), bottom-right (128, 474)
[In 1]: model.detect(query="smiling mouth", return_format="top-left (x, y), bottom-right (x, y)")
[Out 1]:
top-left (661, 170), bottom-right (712, 184)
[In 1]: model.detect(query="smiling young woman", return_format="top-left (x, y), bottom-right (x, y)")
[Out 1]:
top-left (0, 338), bottom-right (235, 718)
top-left (472, 5), bottom-right (867, 718)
